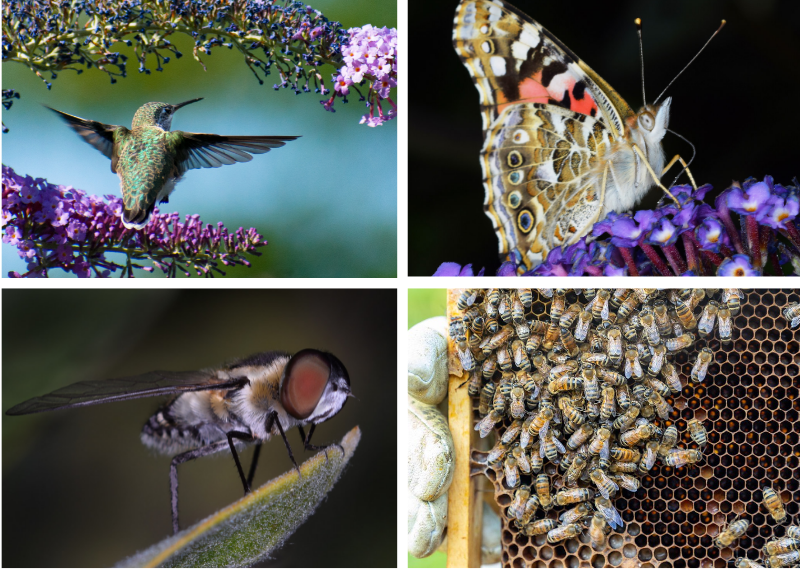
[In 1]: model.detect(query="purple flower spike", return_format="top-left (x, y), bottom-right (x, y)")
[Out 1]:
top-left (645, 217), bottom-right (678, 246)
top-left (717, 254), bottom-right (761, 276)
top-left (433, 262), bottom-right (485, 276)
top-left (726, 181), bottom-right (772, 217)
top-left (760, 194), bottom-right (799, 230)
top-left (695, 218), bottom-right (729, 253)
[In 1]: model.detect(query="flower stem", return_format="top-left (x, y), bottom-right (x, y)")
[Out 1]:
top-left (661, 244), bottom-right (687, 275)
top-left (585, 265), bottom-right (602, 276)
top-left (716, 201), bottom-right (746, 255)
top-left (638, 238), bottom-right (672, 276)
top-left (785, 221), bottom-right (800, 253)
top-left (745, 215), bottom-right (761, 271)
top-left (682, 233), bottom-right (700, 275)
top-left (617, 246), bottom-right (639, 276)
top-left (699, 249), bottom-right (724, 268)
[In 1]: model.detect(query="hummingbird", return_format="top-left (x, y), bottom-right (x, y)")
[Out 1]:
top-left (46, 98), bottom-right (299, 229)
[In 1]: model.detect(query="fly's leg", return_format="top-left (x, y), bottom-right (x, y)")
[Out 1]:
top-left (168, 431), bottom-right (254, 535)
top-left (246, 443), bottom-right (262, 489)
top-left (297, 423), bottom-right (344, 460)
top-left (266, 411), bottom-right (301, 476)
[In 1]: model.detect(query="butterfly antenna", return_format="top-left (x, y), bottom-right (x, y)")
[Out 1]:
top-left (654, 19), bottom-right (726, 105)
top-left (635, 18), bottom-right (647, 106)
top-left (666, 128), bottom-right (697, 186)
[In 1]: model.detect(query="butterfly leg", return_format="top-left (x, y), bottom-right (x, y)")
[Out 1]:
top-left (169, 435), bottom-right (251, 535)
top-left (631, 145), bottom-right (681, 207)
top-left (661, 154), bottom-right (698, 190)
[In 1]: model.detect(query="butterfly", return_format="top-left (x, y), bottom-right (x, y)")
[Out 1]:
top-left (453, 0), bottom-right (685, 274)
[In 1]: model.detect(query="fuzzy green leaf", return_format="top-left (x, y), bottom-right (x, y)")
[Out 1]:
top-left (118, 426), bottom-right (361, 568)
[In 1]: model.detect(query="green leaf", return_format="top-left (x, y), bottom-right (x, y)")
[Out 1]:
top-left (118, 426), bottom-right (361, 568)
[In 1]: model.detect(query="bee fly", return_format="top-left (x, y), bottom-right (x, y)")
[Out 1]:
top-left (6, 349), bottom-right (352, 535)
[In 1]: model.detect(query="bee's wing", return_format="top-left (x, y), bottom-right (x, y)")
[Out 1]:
top-left (6, 370), bottom-right (248, 415)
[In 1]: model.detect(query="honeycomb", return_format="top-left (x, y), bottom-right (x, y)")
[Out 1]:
top-left (461, 289), bottom-right (800, 568)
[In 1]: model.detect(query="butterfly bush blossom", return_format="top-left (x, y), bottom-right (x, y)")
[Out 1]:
top-left (435, 177), bottom-right (800, 277)
top-left (2, 166), bottom-right (266, 277)
top-left (2, 0), bottom-right (397, 128)
top-left (320, 24), bottom-right (397, 126)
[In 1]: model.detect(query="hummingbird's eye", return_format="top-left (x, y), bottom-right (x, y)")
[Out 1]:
top-left (639, 112), bottom-right (655, 131)
top-left (281, 350), bottom-right (331, 419)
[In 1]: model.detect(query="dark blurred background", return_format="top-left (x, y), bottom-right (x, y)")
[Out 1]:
top-left (410, 0), bottom-right (800, 275)
top-left (2, 289), bottom-right (396, 567)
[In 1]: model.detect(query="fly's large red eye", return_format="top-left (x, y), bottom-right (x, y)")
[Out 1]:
top-left (281, 351), bottom-right (330, 419)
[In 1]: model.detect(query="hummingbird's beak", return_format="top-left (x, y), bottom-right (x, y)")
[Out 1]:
top-left (172, 98), bottom-right (203, 111)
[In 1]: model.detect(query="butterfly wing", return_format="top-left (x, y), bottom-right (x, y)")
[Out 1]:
top-left (6, 371), bottom-right (248, 415)
top-left (453, 0), bottom-right (638, 271)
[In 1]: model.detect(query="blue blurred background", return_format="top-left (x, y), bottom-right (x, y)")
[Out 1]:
top-left (2, 0), bottom-right (396, 277)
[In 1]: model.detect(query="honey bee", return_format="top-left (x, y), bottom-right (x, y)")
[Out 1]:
top-left (624, 349), bottom-right (644, 380)
top-left (616, 382), bottom-right (632, 409)
top-left (764, 537), bottom-right (800, 556)
top-left (788, 526), bottom-right (800, 540)
top-left (526, 333), bottom-right (543, 355)
top-left (499, 293), bottom-right (513, 324)
top-left (612, 402), bottom-right (640, 432)
top-left (663, 448), bottom-right (702, 468)
top-left (616, 293), bottom-right (639, 322)
top-left (536, 473), bottom-right (553, 510)
top-left (511, 295), bottom-right (525, 324)
top-left (714, 517), bottom-right (750, 548)
top-left (653, 300), bottom-right (673, 337)
top-left (488, 440), bottom-right (510, 463)
top-left (484, 299), bottom-right (498, 319)
top-left (462, 306), bottom-right (482, 328)
top-left (581, 352), bottom-right (610, 367)
top-left (718, 307), bottom-right (733, 345)
top-left (698, 300), bottom-right (719, 337)
top-left (610, 461), bottom-right (638, 474)
top-left (518, 289), bottom-right (533, 308)
top-left (574, 310), bottom-right (592, 341)
top-left (659, 425), bottom-right (678, 457)
top-left (783, 302), bottom-right (800, 328)
top-left (723, 288), bottom-right (743, 315)
top-left (485, 317), bottom-right (499, 334)
top-left (565, 453), bottom-right (589, 486)
top-left (644, 376), bottom-right (671, 398)
top-left (590, 469), bottom-right (619, 500)
top-left (596, 367), bottom-right (626, 386)
top-left (687, 418), bottom-right (707, 450)
top-left (512, 444), bottom-right (532, 474)
top-left (515, 320), bottom-right (530, 341)
top-left (763, 486), bottom-right (787, 524)
top-left (591, 290), bottom-right (611, 322)
top-left (767, 552), bottom-right (800, 568)
top-left (560, 397), bottom-right (586, 426)
top-left (560, 327), bottom-right (580, 357)
top-left (734, 558), bottom-right (764, 568)
top-left (559, 502), bottom-right (592, 524)
top-left (691, 347), bottom-right (713, 383)
top-left (486, 289), bottom-right (500, 307)
top-left (621, 322), bottom-right (639, 343)
top-left (606, 327), bottom-right (623, 366)
top-left (527, 406), bottom-right (554, 441)
top-left (558, 303), bottom-right (582, 329)
top-left (639, 440), bottom-right (659, 473)
top-left (674, 296), bottom-right (698, 330)
top-left (475, 409), bottom-right (502, 438)
top-left (588, 427), bottom-right (612, 455)
top-left (509, 386), bottom-right (526, 419)
top-left (509, 340), bottom-right (529, 373)
top-left (589, 512), bottom-right (609, 549)
top-left (510, 485), bottom-right (531, 520)
top-left (466, 371), bottom-right (482, 397)
top-left (555, 488), bottom-right (593, 506)
top-left (610, 446), bottom-right (640, 463)
top-left (548, 376), bottom-right (582, 394)
top-left (547, 523), bottom-right (582, 543)
top-left (550, 291), bottom-right (566, 322)
top-left (540, 429), bottom-right (566, 462)
top-left (567, 423), bottom-right (595, 451)
top-left (600, 387), bottom-right (616, 422)
top-left (666, 333), bottom-right (695, 353)
top-left (595, 497), bottom-right (624, 531)
top-left (457, 289), bottom-right (478, 311)
top-left (619, 423), bottom-right (657, 447)
top-left (610, 472), bottom-right (640, 492)
top-left (493, 382), bottom-right (510, 415)
top-left (640, 312), bottom-right (661, 346)
top-left (500, 419), bottom-right (523, 444)
top-left (530, 447), bottom-right (544, 474)
top-left (481, 325), bottom-right (514, 355)
top-left (644, 388), bottom-right (673, 420)
top-left (479, 381), bottom-right (496, 415)
top-left (661, 362), bottom-right (683, 394)
top-left (481, 354), bottom-right (497, 381)
top-left (504, 454), bottom-right (520, 487)
top-left (496, 344), bottom-right (512, 372)
top-left (457, 346), bottom-right (476, 371)
top-left (543, 322), bottom-right (561, 351)
top-left (523, 518), bottom-right (558, 537)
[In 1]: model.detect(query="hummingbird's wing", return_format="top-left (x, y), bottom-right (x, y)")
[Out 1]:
top-left (6, 371), bottom-right (249, 415)
top-left (45, 106), bottom-right (129, 172)
top-left (172, 133), bottom-right (300, 176)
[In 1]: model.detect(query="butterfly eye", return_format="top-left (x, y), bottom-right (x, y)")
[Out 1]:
top-left (281, 349), bottom-right (331, 419)
top-left (517, 210), bottom-right (534, 234)
top-left (639, 112), bottom-right (655, 131)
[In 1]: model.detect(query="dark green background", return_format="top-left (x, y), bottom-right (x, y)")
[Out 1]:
top-left (409, 0), bottom-right (800, 275)
top-left (2, 289), bottom-right (396, 567)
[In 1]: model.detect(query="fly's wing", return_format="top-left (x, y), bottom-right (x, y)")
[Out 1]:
top-left (171, 132), bottom-right (300, 177)
top-left (6, 370), bottom-right (248, 416)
